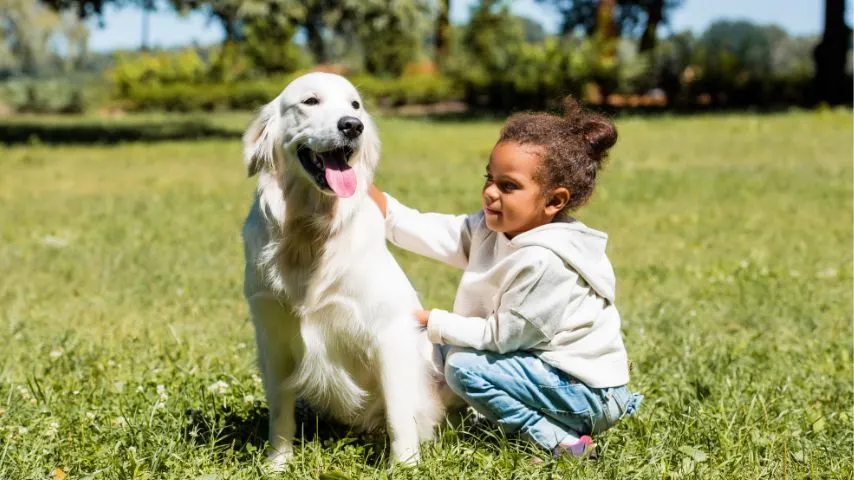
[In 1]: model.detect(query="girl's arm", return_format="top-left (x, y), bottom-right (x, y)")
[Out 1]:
top-left (426, 250), bottom-right (579, 352)
top-left (369, 185), bottom-right (474, 270)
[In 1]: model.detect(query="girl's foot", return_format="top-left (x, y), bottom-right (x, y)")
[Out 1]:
top-left (530, 435), bottom-right (598, 464)
top-left (553, 435), bottom-right (597, 460)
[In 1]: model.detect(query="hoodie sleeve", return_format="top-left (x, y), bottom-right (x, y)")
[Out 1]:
top-left (427, 250), bottom-right (579, 352)
top-left (384, 193), bottom-right (474, 269)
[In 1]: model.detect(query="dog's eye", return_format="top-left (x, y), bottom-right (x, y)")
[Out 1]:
top-left (302, 97), bottom-right (320, 106)
top-left (351, 101), bottom-right (360, 110)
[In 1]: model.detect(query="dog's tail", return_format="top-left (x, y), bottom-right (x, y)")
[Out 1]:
top-left (287, 323), bottom-right (367, 415)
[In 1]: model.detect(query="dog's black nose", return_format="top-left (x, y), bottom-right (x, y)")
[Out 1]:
top-left (337, 116), bottom-right (364, 139)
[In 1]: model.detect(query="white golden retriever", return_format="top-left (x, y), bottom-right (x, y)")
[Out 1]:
top-left (241, 72), bottom-right (444, 470)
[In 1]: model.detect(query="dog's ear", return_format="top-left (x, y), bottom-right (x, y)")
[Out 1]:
top-left (243, 103), bottom-right (276, 177)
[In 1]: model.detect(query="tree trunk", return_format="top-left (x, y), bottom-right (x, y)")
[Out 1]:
top-left (141, 4), bottom-right (149, 50)
top-left (595, 0), bottom-right (617, 42)
top-left (594, 0), bottom-right (618, 101)
top-left (435, 0), bottom-right (450, 70)
top-left (305, 8), bottom-right (327, 64)
top-left (639, 0), bottom-right (662, 52)
top-left (813, 0), bottom-right (852, 105)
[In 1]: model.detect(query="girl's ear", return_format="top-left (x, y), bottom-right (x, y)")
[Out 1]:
top-left (545, 187), bottom-right (570, 217)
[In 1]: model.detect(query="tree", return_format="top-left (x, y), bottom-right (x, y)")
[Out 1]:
top-left (595, 0), bottom-right (617, 42)
top-left (638, 0), bottom-right (661, 51)
top-left (1, 0), bottom-right (62, 76)
top-left (813, 0), bottom-right (851, 105)
top-left (241, 12), bottom-right (305, 73)
top-left (356, 0), bottom-right (431, 75)
top-left (140, 0), bottom-right (153, 50)
top-left (535, 0), bottom-right (682, 51)
top-left (519, 16), bottom-right (546, 43)
top-left (41, 0), bottom-right (124, 21)
top-left (435, 0), bottom-right (450, 68)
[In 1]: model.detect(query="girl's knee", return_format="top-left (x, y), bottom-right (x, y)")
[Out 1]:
top-left (443, 348), bottom-right (485, 395)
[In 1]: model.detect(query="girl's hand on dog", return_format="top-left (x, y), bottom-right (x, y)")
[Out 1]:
top-left (368, 184), bottom-right (388, 217)
top-left (415, 310), bottom-right (431, 326)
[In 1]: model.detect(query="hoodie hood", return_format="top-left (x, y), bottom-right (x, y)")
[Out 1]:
top-left (510, 219), bottom-right (616, 303)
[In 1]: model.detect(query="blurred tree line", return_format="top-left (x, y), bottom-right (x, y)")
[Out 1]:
top-left (2, 0), bottom-right (851, 113)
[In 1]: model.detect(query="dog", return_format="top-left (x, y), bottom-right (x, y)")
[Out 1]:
top-left (240, 72), bottom-right (445, 470)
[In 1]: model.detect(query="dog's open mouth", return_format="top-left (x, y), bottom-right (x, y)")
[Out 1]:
top-left (297, 146), bottom-right (356, 198)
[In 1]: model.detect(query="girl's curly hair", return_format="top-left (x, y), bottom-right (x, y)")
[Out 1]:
top-left (497, 97), bottom-right (618, 214)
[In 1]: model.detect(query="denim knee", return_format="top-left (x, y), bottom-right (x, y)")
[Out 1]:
top-left (443, 348), bottom-right (484, 397)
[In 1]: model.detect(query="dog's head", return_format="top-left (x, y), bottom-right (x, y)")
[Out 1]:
top-left (243, 72), bottom-right (379, 198)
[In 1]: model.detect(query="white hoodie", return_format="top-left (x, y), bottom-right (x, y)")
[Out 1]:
top-left (384, 194), bottom-right (630, 388)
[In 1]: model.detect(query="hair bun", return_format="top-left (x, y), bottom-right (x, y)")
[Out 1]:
top-left (561, 96), bottom-right (617, 164)
top-left (581, 117), bottom-right (618, 161)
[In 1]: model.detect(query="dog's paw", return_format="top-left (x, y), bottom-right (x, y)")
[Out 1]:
top-left (389, 448), bottom-right (420, 468)
top-left (265, 448), bottom-right (294, 473)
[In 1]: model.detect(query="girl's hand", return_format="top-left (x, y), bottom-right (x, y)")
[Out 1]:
top-left (415, 310), bottom-right (431, 326)
top-left (368, 184), bottom-right (388, 217)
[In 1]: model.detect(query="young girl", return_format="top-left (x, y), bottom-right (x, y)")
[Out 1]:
top-left (369, 98), bottom-right (641, 460)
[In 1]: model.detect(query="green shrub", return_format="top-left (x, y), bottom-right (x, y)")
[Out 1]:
top-left (0, 76), bottom-right (104, 114)
top-left (109, 49), bottom-right (207, 97)
top-left (122, 74), bottom-right (303, 112)
top-left (118, 71), bottom-right (459, 112)
top-left (351, 73), bottom-right (461, 106)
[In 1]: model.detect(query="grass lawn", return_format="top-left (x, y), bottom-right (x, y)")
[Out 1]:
top-left (0, 109), bottom-right (851, 479)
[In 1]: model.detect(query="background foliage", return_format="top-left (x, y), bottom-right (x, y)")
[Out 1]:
top-left (0, 0), bottom-right (850, 114)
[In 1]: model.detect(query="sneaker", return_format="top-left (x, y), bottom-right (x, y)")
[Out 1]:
top-left (553, 435), bottom-right (598, 460)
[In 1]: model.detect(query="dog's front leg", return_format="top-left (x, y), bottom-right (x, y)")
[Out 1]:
top-left (250, 297), bottom-right (300, 472)
top-left (267, 384), bottom-right (298, 471)
top-left (378, 329), bottom-right (423, 466)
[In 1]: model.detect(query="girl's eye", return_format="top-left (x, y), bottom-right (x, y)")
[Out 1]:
top-left (352, 100), bottom-right (360, 109)
top-left (302, 97), bottom-right (320, 106)
top-left (499, 182), bottom-right (517, 192)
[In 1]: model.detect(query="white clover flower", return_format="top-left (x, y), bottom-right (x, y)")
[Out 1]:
top-left (86, 412), bottom-right (96, 421)
top-left (251, 374), bottom-right (262, 384)
top-left (18, 426), bottom-right (28, 435)
top-left (244, 394), bottom-right (256, 404)
top-left (40, 235), bottom-right (69, 248)
top-left (45, 421), bottom-right (59, 437)
top-left (113, 416), bottom-right (128, 427)
top-left (156, 385), bottom-right (168, 401)
top-left (49, 348), bottom-right (64, 360)
top-left (17, 386), bottom-right (31, 400)
top-left (816, 267), bottom-right (838, 279)
top-left (207, 380), bottom-right (229, 395)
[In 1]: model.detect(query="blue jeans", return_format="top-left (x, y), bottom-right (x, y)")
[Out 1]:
top-left (442, 347), bottom-right (642, 451)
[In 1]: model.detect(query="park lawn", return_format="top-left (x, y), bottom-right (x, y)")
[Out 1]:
top-left (0, 109), bottom-right (851, 479)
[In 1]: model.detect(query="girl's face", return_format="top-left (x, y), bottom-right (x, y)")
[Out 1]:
top-left (482, 142), bottom-right (569, 238)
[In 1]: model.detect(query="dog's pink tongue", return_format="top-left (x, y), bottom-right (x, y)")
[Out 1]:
top-left (323, 156), bottom-right (357, 198)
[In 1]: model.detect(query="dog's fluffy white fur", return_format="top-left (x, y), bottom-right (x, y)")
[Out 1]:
top-left (241, 72), bottom-right (444, 469)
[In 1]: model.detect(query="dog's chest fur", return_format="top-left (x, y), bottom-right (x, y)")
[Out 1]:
top-left (257, 175), bottom-right (365, 306)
